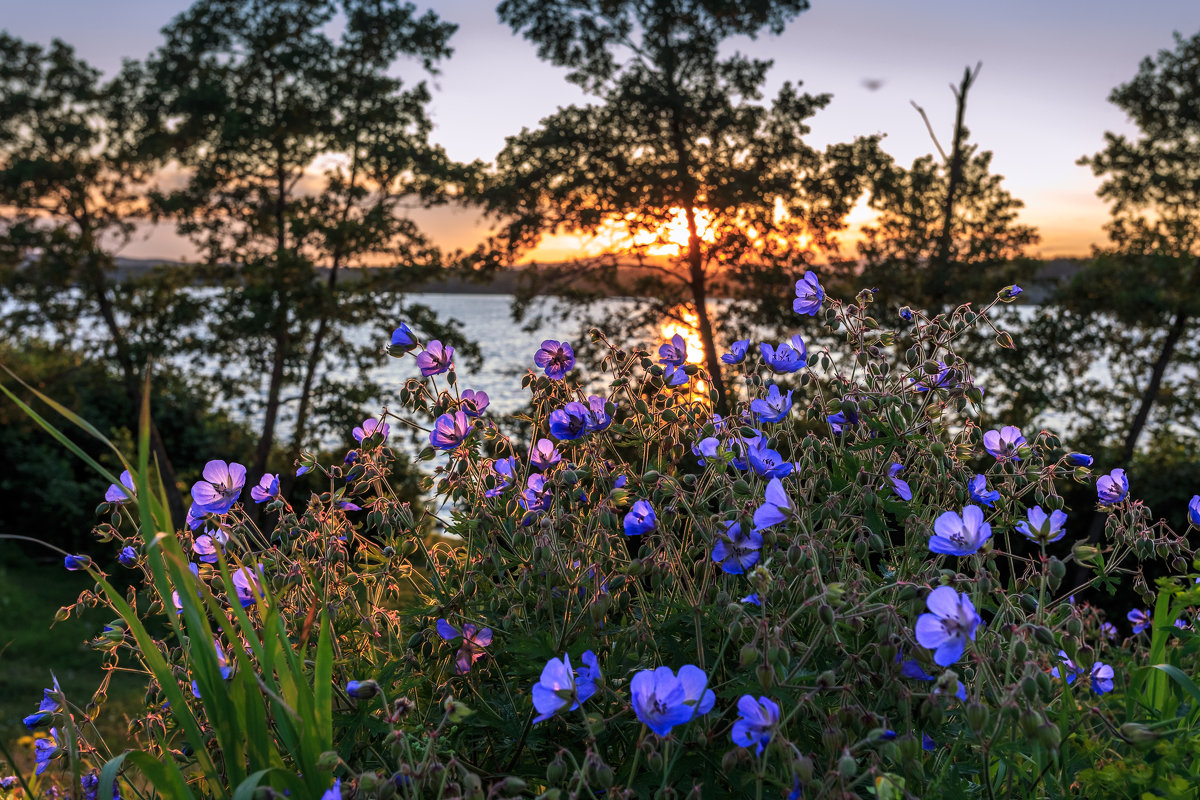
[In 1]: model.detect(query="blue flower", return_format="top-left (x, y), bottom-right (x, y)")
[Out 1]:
top-left (321, 777), bottom-right (342, 800)
top-left (968, 474), bottom-right (1000, 507)
top-left (34, 728), bottom-right (59, 775)
top-left (390, 322), bottom-right (418, 350)
top-left (519, 474), bottom-right (551, 514)
top-left (1003, 284), bottom-right (1023, 299)
top-left (415, 340), bottom-right (453, 376)
top-left (345, 680), bottom-right (380, 699)
top-left (929, 506), bottom-right (991, 556)
top-left (23, 678), bottom-right (61, 730)
top-left (1015, 506), bottom-right (1068, 544)
top-left (485, 457), bottom-right (517, 498)
top-left (1127, 608), bottom-right (1150, 634)
top-left (915, 586), bottom-right (981, 667)
top-left (80, 771), bottom-right (120, 800)
top-left (64, 554), bottom-right (91, 571)
top-left (231, 565), bottom-right (266, 608)
top-left (898, 659), bottom-right (967, 700)
top-left (1097, 468), bottom-right (1129, 504)
top-left (529, 439), bottom-right (562, 472)
top-left (630, 665), bottom-right (715, 737)
top-left (353, 417), bottom-right (389, 444)
top-left (430, 411), bottom-right (472, 450)
top-left (460, 389), bottom-right (489, 417)
top-left (118, 546), bottom-right (138, 568)
top-left (1051, 651), bottom-right (1114, 695)
top-left (922, 733), bottom-right (937, 751)
top-left (250, 473), bottom-right (279, 503)
top-left (983, 426), bottom-right (1026, 461)
top-left (731, 695), bottom-right (780, 755)
top-left (886, 463), bottom-right (912, 501)
top-left (713, 521), bottom-right (764, 574)
top-left (1100, 622), bottom-right (1117, 640)
top-left (793, 272), bottom-right (825, 316)
top-left (549, 402), bottom-right (589, 441)
top-left (1190, 495), bottom-right (1200, 527)
top-left (899, 307), bottom-right (913, 322)
top-left (1067, 452), bottom-right (1094, 467)
top-left (751, 384), bottom-right (792, 425)
top-left (752, 478), bottom-right (792, 530)
top-left (532, 651), bottom-right (600, 723)
top-left (913, 361), bottom-right (953, 392)
top-left (105, 470), bottom-right (136, 504)
top-left (760, 336), bottom-right (806, 374)
top-left (193, 534), bottom-right (220, 564)
top-left (741, 593), bottom-right (761, 606)
top-left (584, 395), bottom-right (613, 433)
top-left (664, 365), bottom-right (689, 387)
top-left (721, 340), bottom-right (749, 364)
top-left (624, 500), bottom-right (656, 536)
top-left (436, 620), bottom-right (492, 674)
top-left (534, 339), bottom-right (575, 380)
top-left (659, 334), bottom-right (687, 368)
top-left (190, 460), bottom-right (246, 516)
top-left (747, 439), bottom-right (793, 479)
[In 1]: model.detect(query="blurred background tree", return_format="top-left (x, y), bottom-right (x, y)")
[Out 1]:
top-left (484, 0), bottom-right (884, 411)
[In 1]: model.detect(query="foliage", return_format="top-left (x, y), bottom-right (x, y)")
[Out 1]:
top-left (484, 0), bottom-right (883, 412)
top-left (5, 279), bottom-right (1200, 799)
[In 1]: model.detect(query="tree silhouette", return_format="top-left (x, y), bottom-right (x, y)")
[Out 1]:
top-left (485, 0), bottom-right (881, 412)
top-left (0, 34), bottom-right (189, 523)
top-left (142, 0), bottom-right (475, 481)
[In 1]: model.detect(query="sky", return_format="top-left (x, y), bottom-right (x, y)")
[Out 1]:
top-left (4, 0), bottom-right (1198, 261)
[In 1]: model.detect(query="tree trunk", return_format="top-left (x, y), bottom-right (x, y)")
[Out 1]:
top-left (683, 205), bottom-right (729, 413)
top-left (930, 65), bottom-right (978, 308)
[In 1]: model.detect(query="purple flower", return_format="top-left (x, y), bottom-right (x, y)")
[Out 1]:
top-left (1003, 284), bottom-right (1023, 299)
top-left (1188, 494), bottom-right (1200, 526)
top-left (430, 411), bottom-right (472, 450)
top-left (532, 651), bottom-right (599, 723)
top-left (659, 334), bottom-right (688, 368)
top-left (1100, 621), bottom-right (1117, 640)
top-left (529, 439), bottom-right (562, 472)
top-left (752, 478), bottom-right (793, 530)
top-left (1128, 608), bottom-right (1150, 634)
top-left (322, 777), bottom-right (341, 800)
top-left (390, 322), bottom-right (418, 350)
top-left (231, 565), bottom-right (265, 608)
top-left (915, 586), bottom-right (981, 666)
top-left (1097, 468), bottom-right (1129, 504)
top-left (64, 554), bottom-right (91, 571)
top-left (549, 402), bottom-right (589, 441)
top-left (913, 362), bottom-right (953, 392)
top-left (1015, 506), bottom-right (1068, 544)
top-left (721, 340), bottom-right (749, 365)
top-left (519, 474), bottom-right (551, 514)
top-left (534, 339), bottom-right (575, 380)
top-left (193, 535), bottom-right (220, 564)
top-left (929, 505), bottom-right (992, 556)
top-left (1067, 453), bottom-right (1094, 467)
top-left (664, 365), bottom-right (689, 387)
top-left (118, 546), bottom-right (137, 567)
top-left (34, 728), bottom-right (58, 775)
top-left (105, 470), bottom-right (136, 504)
top-left (886, 463), bottom-right (912, 502)
top-left (624, 500), bottom-right (656, 536)
top-left (983, 426), bottom-right (1026, 461)
top-left (1051, 651), bottom-right (1114, 695)
top-left (415, 340), bottom-right (453, 376)
top-left (793, 272), bottom-right (824, 316)
top-left (250, 473), bottom-right (279, 503)
top-left (712, 521), bottom-right (764, 575)
top-left (23, 678), bottom-right (62, 730)
top-left (922, 733), bottom-right (937, 751)
top-left (741, 593), bottom-right (761, 606)
top-left (968, 474), bottom-right (1000, 508)
top-left (190, 460), bottom-right (247, 516)
top-left (899, 306), bottom-right (913, 322)
top-left (630, 665), bottom-right (715, 737)
top-left (584, 395), bottom-right (613, 433)
top-left (460, 389), bottom-right (489, 417)
top-left (746, 439), bottom-right (793, 479)
top-left (731, 695), bottom-right (780, 755)
top-left (436, 619), bottom-right (492, 674)
top-left (485, 457), bottom-right (517, 498)
top-left (353, 417), bottom-right (389, 444)
top-left (751, 384), bottom-right (792, 425)
top-left (760, 336), bottom-right (806, 374)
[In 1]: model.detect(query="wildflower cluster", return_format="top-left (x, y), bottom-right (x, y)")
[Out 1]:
top-left (16, 277), bottom-right (1200, 799)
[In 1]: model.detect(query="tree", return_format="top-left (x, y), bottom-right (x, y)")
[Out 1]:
top-left (484, 0), bottom-right (881, 412)
top-left (852, 66), bottom-right (1039, 312)
top-left (1070, 29), bottom-right (1200, 465)
top-left (143, 0), bottom-right (476, 484)
top-left (0, 34), bottom-right (189, 524)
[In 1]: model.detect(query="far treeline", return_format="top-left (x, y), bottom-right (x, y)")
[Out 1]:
top-left (1, 1), bottom-right (1198, 550)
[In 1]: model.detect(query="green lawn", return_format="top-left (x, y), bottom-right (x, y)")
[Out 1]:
top-left (0, 558), bottom-right (141, 776)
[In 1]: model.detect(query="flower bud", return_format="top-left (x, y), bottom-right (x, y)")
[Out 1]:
top-left (739, 644), bottom-right (758, 668)
top-left (837, 751), bottom-right (857, 780)
top-left (317, 751), bottom-right (340, 771)
top-left (1119, 722), bottom-right (1160, 745)
top-left (1012, 639), bottom-right (1028, 661)
top-left (1032, 625), bottom-right (1055, 647)
top-left (346, 679), bottom-right (380, 700)
top-left (818, 604), bottom-right (835, 626)
top-left (792, 754), bottom-right (814, 784)
top-left (756, 663), bottom-right (774, 689)
top-left (546, 752), bottom-right (568, 785)
top-left (1020, 675), bottom-right (1038, 701)
top-left (966, 702), bottom-right (989, 734)
top-left (1019, 709), bottom-right (1042, 739)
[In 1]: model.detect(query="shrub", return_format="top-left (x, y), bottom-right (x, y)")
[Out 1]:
top-left (5, 278), bottom-right (1200, 799)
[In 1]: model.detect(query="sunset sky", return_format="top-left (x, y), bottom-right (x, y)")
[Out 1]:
top-left (5, 0), bottom-right (1198, 262)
